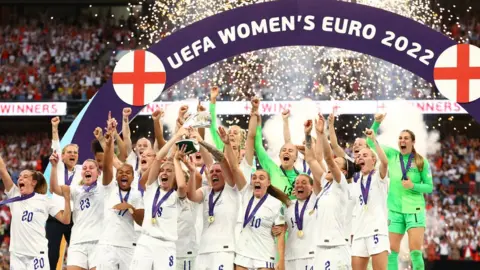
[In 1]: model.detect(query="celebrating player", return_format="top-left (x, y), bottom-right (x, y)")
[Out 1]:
top-left (351, 129), bottom-right (390, 270)
top-left (0, 154), bottom-right (71, 270)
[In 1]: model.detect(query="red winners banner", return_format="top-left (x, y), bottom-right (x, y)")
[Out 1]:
top-left (0, 102), bottom-right (67, 116)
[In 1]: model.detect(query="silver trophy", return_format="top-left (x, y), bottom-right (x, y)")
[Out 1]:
top-left (183, 111), bottom-right (211, 128)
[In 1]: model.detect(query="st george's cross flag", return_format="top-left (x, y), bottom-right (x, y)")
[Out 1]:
top-left (112, 50), bottom-right (167, 106)
top-left (434, 44), bottom-right (480, 104)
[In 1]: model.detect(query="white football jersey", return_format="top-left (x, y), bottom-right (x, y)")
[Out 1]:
top-left (51, 140), bottom-right (83, 211)
top-left (315, 174), bottom-right (349, 247)
top-left (141, 181), bottom-right (180, 242)
top-left (198, 183), bottom-right (239, 254)
top-left (6, 186), bottom-right (62, 256)
top-left (126, 151), bottom-right (140, 172)
top-left (99, 180), bottom-right (144, 247)
top-left (352, 170), bottom-right (389, 239)
top-left (345, 183), bottom-right (358, 238)
top-left (236, 185), bottom-right (285, 262)
top-left (176, 199), bottom-right (198, 258)
top-left (285, 193), bottom-right (317, 260)
top-left (70, 182), bottom-right (105, 245)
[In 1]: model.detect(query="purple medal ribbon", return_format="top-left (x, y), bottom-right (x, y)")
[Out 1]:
top-left (302, 160), bottom-right (311, 175)
top-left (200, 164), bottom-right (206, 175)
top-left (243, 193), bottom-right (269, 228)
top-left (118, 187), bottom-right (131, 203)
top-left (400, 153), bottom-right (414, 180)
top-left (208, 189), bottom-right (223, 218)
top-left (313, 181), bottom-right (333, 211)
top-left (135, 156), bottom-right (139, 171)
top-left (0, 192), bottom-right (35, 206)
top-left (151, 188), bottom-right (174, 220)
top-left (360, 170), bottom-right (375, 207)
top-left (64, 165), bottom-right (75, 186)
top-left (353, 172), bottom-right (360, 183)
top-left (138, 174), bottom-right (144, 196)
top-left (83, 181), bottom-right (97, 192)
top-left (294, 194), bottom-right (311, 231)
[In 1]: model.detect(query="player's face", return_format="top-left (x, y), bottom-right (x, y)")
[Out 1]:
top-left (62, 145), bottom-right (78, 168)
top-left (251, 170), bottom-right (270, 198)
top-left (325, 157), bottom-right (347, 181)
top-left (135, 138), bottom-right (152, 157)
top-left (17, 170), bottom-right (36, 195)
top-left (140, 149), bottom-right (156, 171)
top-left (294, 175), bottom-right (312, 200)
top-left (353, 138), bottom-right (367, 155)
top-left (81, 160), bottom-right (99, 185)
top-left (94, 152), bottom-right (104, 171)
top-left (209, 164), bottom-right (225, 191)
top-left (193, 152), bottom-right (204, 167)
top-left (279, 143), bottom-right (298, 168)
top-left (116, 164), bottom-right (134, 191)
top-left (398, 131), bottom-right (414, 154)
top-left (158, 162), bottom-right (175, 191)
top-left (357, 148), bottom-right (376, 174)
top-left (228, 125), bottom-right (242, 143)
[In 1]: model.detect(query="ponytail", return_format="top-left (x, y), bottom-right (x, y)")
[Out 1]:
top-left (30, 170), bottom-right (48, 195)
top-left (412, 147), bottom-right (424, 172)
top-left (267, 185), bottom-right (291, 207)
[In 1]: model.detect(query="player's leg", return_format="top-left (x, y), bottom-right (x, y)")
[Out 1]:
top-left (406, 212), bottom-right (426, 270)
top-left (46, 217), bottom-right (65, 270)
top-left (387, 210), bottom-right (406, 270)
top-left (352, 237), bottom-right (370, 270)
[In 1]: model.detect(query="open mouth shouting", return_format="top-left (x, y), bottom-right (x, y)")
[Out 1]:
top-left (400, 143), bottom-right (407, 150)
top-left (18, 182), bottom-right (25, 189)
top-left (212, 176), bottom-right (220, 184)
top-left (85, 172), bottom-right (93, 181)
top-left (160, 175), bottom-right (168, 183)
top-left (296, 187), bottom-right (304, 194)
top-left (254, 182), bottom-right (261, 190)
top-left (282, 154), bottom-right (290, 163)
top-left (195, 153), bottom-right (202, 160)
top-left (119, 176), bottom-right (129, 187)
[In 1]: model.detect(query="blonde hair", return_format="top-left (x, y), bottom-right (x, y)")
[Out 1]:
top-left (62, 144), bottom-right (79, 154)
top-left (79, 159), bottom-right (101, 185)
top-left (229, 125), bottom-right (247, 150)
top-left (401, 129), bottom-right (424, 172)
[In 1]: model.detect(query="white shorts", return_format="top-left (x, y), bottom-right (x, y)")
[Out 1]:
top-left (130, 234), bottom-right (176, 270)
top-left (10, 252), bottom-right (50, 270)
top-left (234, 254), bottom-right (275, 269)
top-left (195, 252), bottom-right (234, 270)
top-left (285, 258), bottom-right (315, 270)
top-left (352, 235), bottom-right (390, 257)
top-left (96, 244), bottom-right (135, 270)
top-left (67, 241), bottom-right (98, 269)
top-left (176, 257), bottom-right (195, 270)
top-left (314, 245), bottom-right (351, 270)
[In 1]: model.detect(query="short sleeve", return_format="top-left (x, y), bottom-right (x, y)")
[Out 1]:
top-left (273, 204), bottom-right (286, 225)
top-left (47, 197), bottom-right (62, 217)
top-left (5, 185), bottom-right (20, 199)
top-left (70, 186), bottom-right (80, 202)
top-left (200, 186), bottom-right (209, 201)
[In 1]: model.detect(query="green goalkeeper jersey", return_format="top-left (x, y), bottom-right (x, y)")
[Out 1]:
top-left (367, 121), bottom-right (433, 213)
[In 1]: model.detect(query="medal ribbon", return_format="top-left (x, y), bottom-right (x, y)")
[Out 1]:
top-left (64, 165), bottom-right (75, 186)
top-left (353, 172), bottom-right (360, 183)
top-left (118, 187), bottom-right (131, 203)
top-left (0, 192), bottom-right (35, 206)
top-left (138, 174), bottom-right (144, 196)
top-left (400, 153), bottom-right (414, 180)
top-left (302, 160), bottom-right (311, 175)
top-left (243, 193), bottom-right (269, 228)
top-left (313, 181), bottom-right (333, 211)
top-left (151, 188), bottom-right (174, 220)
top-left (208, 189), bottom-right (223, 218)
top-left (200, 164), bottom-right (206, 175)
top-left (295, 194), bottom-right (311, 232)
top-left (83, 181), bottom-right (97, 192)
top-left (360, 170), bottom-right (375, 207)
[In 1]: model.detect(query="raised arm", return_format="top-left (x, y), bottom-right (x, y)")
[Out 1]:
top-left (122, 108), bottom-right (133, 155)
top-left (93, 127), bottom-right (107, 151)
top-left (365, 129), bottom-right (388, 179)
top-left (54, 185), bottom-right (72, 224)
top-left (245, 97), bottom-right (260, 166)
top-left (282, 109), bottom-right (292, 144)
top-left (198, 140), bottom-right (235, 188)
top-left (366, 113), bottom-right (398, 158)
top-left (196, 101), bottom-right (207, 142)
top-left (152, 108), bottom-right (167, 151)
top-left (218, 126), bottom-right (247, 190)
top-left (49, 151), bottom-right (67, 196)
top-left (173, 146), bottom-right (188, 199)
top-left (188, 128), bottom-right (214, 169)
top-left (147, 128), bottom-right (186, 186)
top-left (186, 156), bottom-right (204, 203)
top-left (0, 154), bottom-right (14, 192)
top-left (318, 115), bottom-right (342, 183)
top-left (315, 116), bottom-right (327, 173)
top-left (51, 116), bottom-right (60, 142)
top-left (176, 105), bottom-right (189, 133)
top-left (328, 112), bottom-right (346, 159)
top-left (305, 119), bottom-right (325, 194)
top-left (103, 132), bottom-right (114, 186)
top-left (208, 86), bottom-right (225, 150)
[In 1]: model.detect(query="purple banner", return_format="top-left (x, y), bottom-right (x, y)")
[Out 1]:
top-left (71, 0), bottom-right (477, 162)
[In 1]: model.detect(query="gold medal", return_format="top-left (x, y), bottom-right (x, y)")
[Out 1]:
top-left (208, 216), bottom-right (215, 223)
top-left (309, 209), bottom-right (315, 216)
top-left (152, 218), bottom-right (156, 224)
top-left (363, 205), bottom-right (368, 211)
top-left (128, 208), bottom-right (134, 214)
top-left (297, 230), bottom-right (304, 238)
